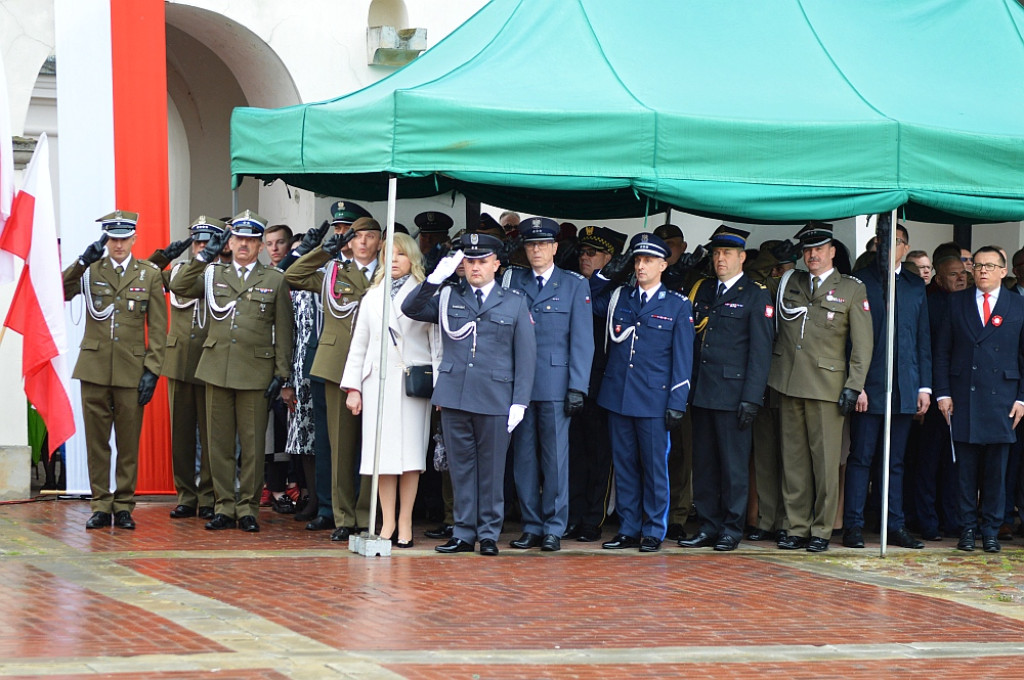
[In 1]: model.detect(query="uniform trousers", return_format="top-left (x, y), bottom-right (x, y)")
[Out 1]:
top-left (324, 384), bottom-right (371, 529)
top-left (691, 406), bottom-right (752, 541)
top-left (513, 400), bottom-right (570, 536)
top-left (168, 378), bottom-right (212, 509)
top-left (607, 411), bottom-right (671, 540)
top-left (956, 441), bottom-right (1010, 537)
top-left (752, 404), bottom-right (786, 533)
top-left (568, 397), bottom-right (613, 528)
top-left (81, 382), bottom-right (143, 514)
top-left (844, 412), bottom-right (913, 531)
top-left (205, 384), bottom-right (268, 519)
top-left (667, 411), bottom-right (693, 526)
top-left (779, 395), bottom-right (843, 540)
top-left (309, 380), bottom-right (332, 517)
top-left (441, 408), bottom-right (511, 544)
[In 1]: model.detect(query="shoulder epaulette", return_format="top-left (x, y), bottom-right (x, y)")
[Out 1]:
top-left (842, 274), bottom-right (863, 284)
top-left (507, 287), bottom-right (523, 296)
top-left (268, 265), bottom-right (283, 273)
top-left (139, 259), bottom-right (161, 270)
top-left (753, 281), bottom-right (767, 289)
top-left (668, 289), bottom-right (689, 301)
top-left (565, 270), bottom-right (586, 281)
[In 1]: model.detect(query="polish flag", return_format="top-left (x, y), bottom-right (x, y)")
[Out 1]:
top-left (0, 133), bottom-right (76, 449)
top-left (0, 47), bottom-right (17, 283)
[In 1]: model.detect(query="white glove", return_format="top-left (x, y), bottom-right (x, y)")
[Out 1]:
top-left (507, 404), bottom-right (526, 433)
top-left (426, 249), bottom-right (465, 284)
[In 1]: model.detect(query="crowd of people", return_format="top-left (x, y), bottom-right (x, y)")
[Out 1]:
top-left (61, 204), bottom-right (1024, 555)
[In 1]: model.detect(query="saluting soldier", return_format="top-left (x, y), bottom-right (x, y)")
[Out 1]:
top-left (169, 210), bottom-right (293, 533)
top-left (284, 205), bottom-right (380, 542)
top-left (768, 221), bottom-right (873, 552)
top-left (678, 226), bottom-right (774, 551)
top-left (63, 211), bottom-right (166, 530)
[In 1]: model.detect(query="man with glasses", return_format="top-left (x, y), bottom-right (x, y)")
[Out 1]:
top-left (906, 250), bottom-right (932, 285)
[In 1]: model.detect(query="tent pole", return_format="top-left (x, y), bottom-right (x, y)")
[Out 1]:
top-left (879, 208), bottom-right (898, 558)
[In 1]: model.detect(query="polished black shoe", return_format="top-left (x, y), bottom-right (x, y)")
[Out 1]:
top-left (678, 531), bottom-right (716, 548)
top-left (541, 534), bottom-right (561, 552)
top-left (510, 532), bottom-right (542, 549)
top-left (983, 535), bottom-right (1001, 553)
top-left (777, 534), bottom-right (808, 550)
top-left (238, 515), bottom-right (260, 533)
top-left (424, 523), bottom-right (455, 539)
top-left (714, 535), bottom-right (739, 552)
top-left (113, 511), bottom-right (136, 530)
top-left (85, 511), bottom-right (112, 530)
top-left (577, 524), bottom-right (602, 542)
top-left (745, 527), bottom-right (773, 541)
top-left (665, 523), bottom-right (687, 541)
top-left (198, 506), bottom-right (215, 520)
top-left (330, 526), bottom-right (354, 542)
top-left (957, 528), bottom-right (976, 552)
top-left (806, 536), bottom-right (830, 553)
top-left (205, 513), bottom-right (237, 530)
top-left (842, 527), bottom-right (865, 548)
top-left (294, 504), bottom-right (317, 522)
top-left (890, 527), bottom-right (924, 549)
top-left (639, 536), bottom-right (661, 552)
top-left (435, 538), bottom-right (474, 554)
top-left (395, 538), bottom-right (414, 549)
top-left (169, 504), bottom-right (196, 519)
top-left (306, 515), bottom-right (336, 531)
top-left (479, 539), bottom-right (499, 556)
top-left (602, 533), bottom-right (639, 549)
top-left (562, 523), bottom-right (581, 539)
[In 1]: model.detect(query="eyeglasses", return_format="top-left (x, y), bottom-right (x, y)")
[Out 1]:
top-left (895, 238), bottom-right (908, 246)
top-left (579, 248), bottom-right (602, 257)
top-left (972, 263), bottom-right (1004, 272)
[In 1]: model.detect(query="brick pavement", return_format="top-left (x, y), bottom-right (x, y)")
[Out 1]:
top-left (0, 497), bottom-right (1022, 679)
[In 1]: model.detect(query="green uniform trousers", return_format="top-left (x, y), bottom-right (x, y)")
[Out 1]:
top-left (667, 410), bottom-right (693, 526)
top-left (168, 378), bottom-right (213, 509)
top-left (779, 395), bottom-right (843, 540)
top-left (752, 405), bottom-right (788, 533)
top-left (206, 384), bottom-right (268, 519)
top-left (325, 384), bottom-right (371, 529)
top-left (81, 382), bottom-right (143, 514)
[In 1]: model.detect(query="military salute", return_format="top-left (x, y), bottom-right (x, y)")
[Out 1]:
top-left (63, 211), bottom-right (166, 530)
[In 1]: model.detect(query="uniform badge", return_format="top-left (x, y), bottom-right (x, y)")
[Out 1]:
top-left (584, 295), bottom-right (591, 304)
top-left (992, 315), bottom-right (1003, 326)
top-left (765, 305), bottom-right (774, 318)
top-left (827, 311), bottom-right (835, 321)
top-left (615, 324), bottom-right (622, 333)
top-left (862, 299), bottom-right (870, 311)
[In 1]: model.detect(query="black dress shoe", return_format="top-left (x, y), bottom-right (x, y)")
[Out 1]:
top-left (577, 524), bottom-right (602, 542)
top-left (396, 539), bottom-right (414, 549)
top-left (294, 505), bottom-right (317, 522)
top-left (714, 535), bottom-right (739, 552)
top-left (85, 511), bottom-right (112, 530)
top-left (198, 506), bottom-right (215, 520)
top-left (777, 534), bottom-right (808, 550)
top-left (435, 538), bottom-right (474, 554)
top-left (541, 534), bottom-right (561, 552)
top-left (602, 533), bottom-right (639, 549)
top-left (169, 504), bottom-right (196, 519)
top-left (889, 527), bottom-right (924, 549)
top-left (306, 515), bottom-right (336, 531)
top-left (113, 511), bottom-right (136, 530)
top-left (237, 515), bottom-right (259, 532)
top-left (562, 523), bottom-right (581, 539)
top-left (205, 513), bottom-right (237, 530)
top-left (331, 526), bottom-right (354, 542)
top-left (842, 527), bottom-right (865, 548)
top-left (806, 536), bottom-right (829, 553)
top-left (983, 535), bottom-right (1001, 553)
top-left (510, 532), bottom-right (542, 549)
top-left (997, 524), bottom-right (1014, 541)
top-left (665, 523), bottom-right (687, 541)
top-left (639, 536), bottom-right (661, 552)
top-left (957, 528), bottom-right (976, 552)
top-left (479, 539), bottom-right (499, 556)
top-left (678, 531), bottom-right (716, 548)
top-left (745, 527), bottom-right (772, 541)
top-left (424, 524), bottom-right (454, 539)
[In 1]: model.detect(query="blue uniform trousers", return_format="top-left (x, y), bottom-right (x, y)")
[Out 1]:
top-left (513, 400), bottom-right (570, 536)
top-left (844, 412), bottom-right (913, 531)
top-left (441, 408), bottom-right (511, 544)
top-left (607, 411), bottom-right (671, 540)
top-left (691, 406), bottom-right (751, 542)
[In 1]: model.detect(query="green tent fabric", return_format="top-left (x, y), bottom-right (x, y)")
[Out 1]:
top-left (231, 0), bottom-right (1024, 223)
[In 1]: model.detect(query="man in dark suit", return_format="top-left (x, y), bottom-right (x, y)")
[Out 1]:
top-left (935, 246), bottom-right (1024, 553)
top-left (843, 223), bottom-right (931, 550)
top-left (403, 233), bottom-right (537, 556)
top-left (504, 217), bottom-right (594, 552)
top-left (679, 226), bottom-right (773, 552)
top-left (591, 232), bottom-right (695, 552)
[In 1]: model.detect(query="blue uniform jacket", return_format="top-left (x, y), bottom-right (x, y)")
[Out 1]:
top-left (505, 266), bottom-right (594, 401)
top-left (402, 279), bottom-right (537, 416)
top-left (854, 266), bottom-right (932, 415)
top-left (590, 276), bottom-right (694, 417)
top-left (933, 287), bottom-right (1024, 444)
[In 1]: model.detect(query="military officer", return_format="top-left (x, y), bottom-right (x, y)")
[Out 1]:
top-left (62, 211), bottom-right (166, 530)
top-left (169, 210), bottom-right (293, 533)
top-left (768, 221), bottom-right (873, 552)
top-left (148, 217), bottom-right (226, 520)
top-left (591, 232), bottom-right (695, 552)
top-left (284, 206), bottom-right (379, 541)
top-left (678, 226), bottom-right (774, 551)
top-left (415, 210), bottom-right (453, 255)
top-left (402, 233), bottom-right (537, 556)
top-left (503, 217), bottom-right (594, 552)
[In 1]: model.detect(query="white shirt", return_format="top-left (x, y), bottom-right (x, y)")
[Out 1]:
top-left (110, 254), bottom-right (132, 272)
top-left (472, 279), bottom-right (497, 304)
top-left (809, 268), bottom-right (834, 291)
top-left (353, 257), bottom-right (378, 280)
top-left (637, 282), bottom-right (662, 304)
top-left (716, 271), bottom-right (744, 295)
top-left (532, 264), bottom-right (555, 287)
top-left (976, 286), bottom-right (1000, 324)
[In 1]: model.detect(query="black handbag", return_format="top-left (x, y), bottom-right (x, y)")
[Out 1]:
top-left (404, 364), bottom-right (433, 398)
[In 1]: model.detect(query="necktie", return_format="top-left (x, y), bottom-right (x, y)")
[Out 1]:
top-left (476, 288), bottom-right (484, 308)
top-left (716, 282), bottom-right (726, 299)
top-left (536, 275), bottom-right (545, 292)
top-left (811, 276), bottom-right (820, 294)
top-left (114, 265), bottom-right (124, 277)
top-left (239, 266), bottom-right (248, 282)
top-left (640, 291), bottom-right (648, 308)
top-left (361, 266), bottom-right (370, 280)
top-left (982, 292), bottom-right (991, 325)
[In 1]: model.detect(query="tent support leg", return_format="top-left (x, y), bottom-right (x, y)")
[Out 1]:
top-left (879, 208), bottom-right (898, 558)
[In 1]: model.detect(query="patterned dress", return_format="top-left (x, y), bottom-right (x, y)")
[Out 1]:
top-left (285, 289), bottom-right (317, 455)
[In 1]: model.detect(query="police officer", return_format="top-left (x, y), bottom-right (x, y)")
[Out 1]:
top-left (678, 226), bottom-right (774, 551)
top-left (402, 233), bottom-right (537, 556)
top-left (415, 211), bottom-right (453, 255)
top-left (62, 211), bottom-right (166, 530)
top-left (768, 221), bottom-right (873, 552)
top-left (591, 232), bottom-right (695, 552)
top-left (169, 210), bottom-right (294, 533)
top-left (503, 217), bottom-right (594, 552)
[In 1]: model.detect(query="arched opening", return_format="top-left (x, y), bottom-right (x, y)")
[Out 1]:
top-left (368, 0), bottom-right (409, 28)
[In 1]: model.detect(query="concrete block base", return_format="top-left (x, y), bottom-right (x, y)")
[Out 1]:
top-left (0, 445), bottom-right (31, 501)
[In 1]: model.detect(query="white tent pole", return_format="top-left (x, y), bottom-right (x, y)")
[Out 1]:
top-left (879, 208), bottom-right (898, 558)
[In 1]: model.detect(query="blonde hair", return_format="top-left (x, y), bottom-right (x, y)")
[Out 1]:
top-left (372, 232), bottom-right (425, 286)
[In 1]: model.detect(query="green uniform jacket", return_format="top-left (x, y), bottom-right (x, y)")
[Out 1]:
top-left (283, 247), bottom-right (371, 384)
top-left (767, 269), bottom-right (873, 401)
top-left (169, 258), bottom-right (292, 390)
top-left (62, 257), bottom-right (167, 387)
top-left (151, 252), bottom-right (209, 385)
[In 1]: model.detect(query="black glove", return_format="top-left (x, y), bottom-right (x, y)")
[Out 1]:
top-left (322, 229), bottom-right (357, 257)
top-left (600, 250), bottom-right (634, 284)
top-left (838, 387), bottom-right (860, 416)
top-left (137, 369), bottom-right (158, 406)
top-left (554, 238), bottom-right (579, 271)
top-left (673, 244), bottom-right (708, 272)
top-left (665, 408), bottom-right (685, 431)
top-left (264, 376), bottom-right (285, 405)
top-left (497, 235), bottom-right (523, 269)
top-left (564, 389), bottom-right (585, 417)
top-left (79, 234), bottom-right (109, 266)
top-left (770, 239), bottom-right (799, 264)
top-left (423, 242), bottom-right (451, 276)
top-left (296, 220), bottom-right (330, 256)
top-left (737, 401), bottom-right (759, 430)
top-left (161, 237), bottom-right (193, 261)
top-left (200, 229), bottom-right (231, 263)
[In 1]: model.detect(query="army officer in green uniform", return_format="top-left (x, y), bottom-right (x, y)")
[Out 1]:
top-left (62, 211), bottom-right (166, 531)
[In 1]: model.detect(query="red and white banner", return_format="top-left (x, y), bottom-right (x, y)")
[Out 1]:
top-left (0, 46), bottom-right (17, 284)
top-left (0, 134), bottom-right (75, 450)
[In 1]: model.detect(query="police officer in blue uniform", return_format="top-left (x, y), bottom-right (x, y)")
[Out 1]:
top-left (503, 217), bottom-right (594, 552)
top-left (591, 232), bottom-right (695, 552)
top-left (402, 233), bottom-right (537, 556)
top-left (678, 226), bottom-right (774, 551)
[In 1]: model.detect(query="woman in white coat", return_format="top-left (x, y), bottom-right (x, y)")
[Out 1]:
top-left (341, 233), bottom-right (440, 547)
